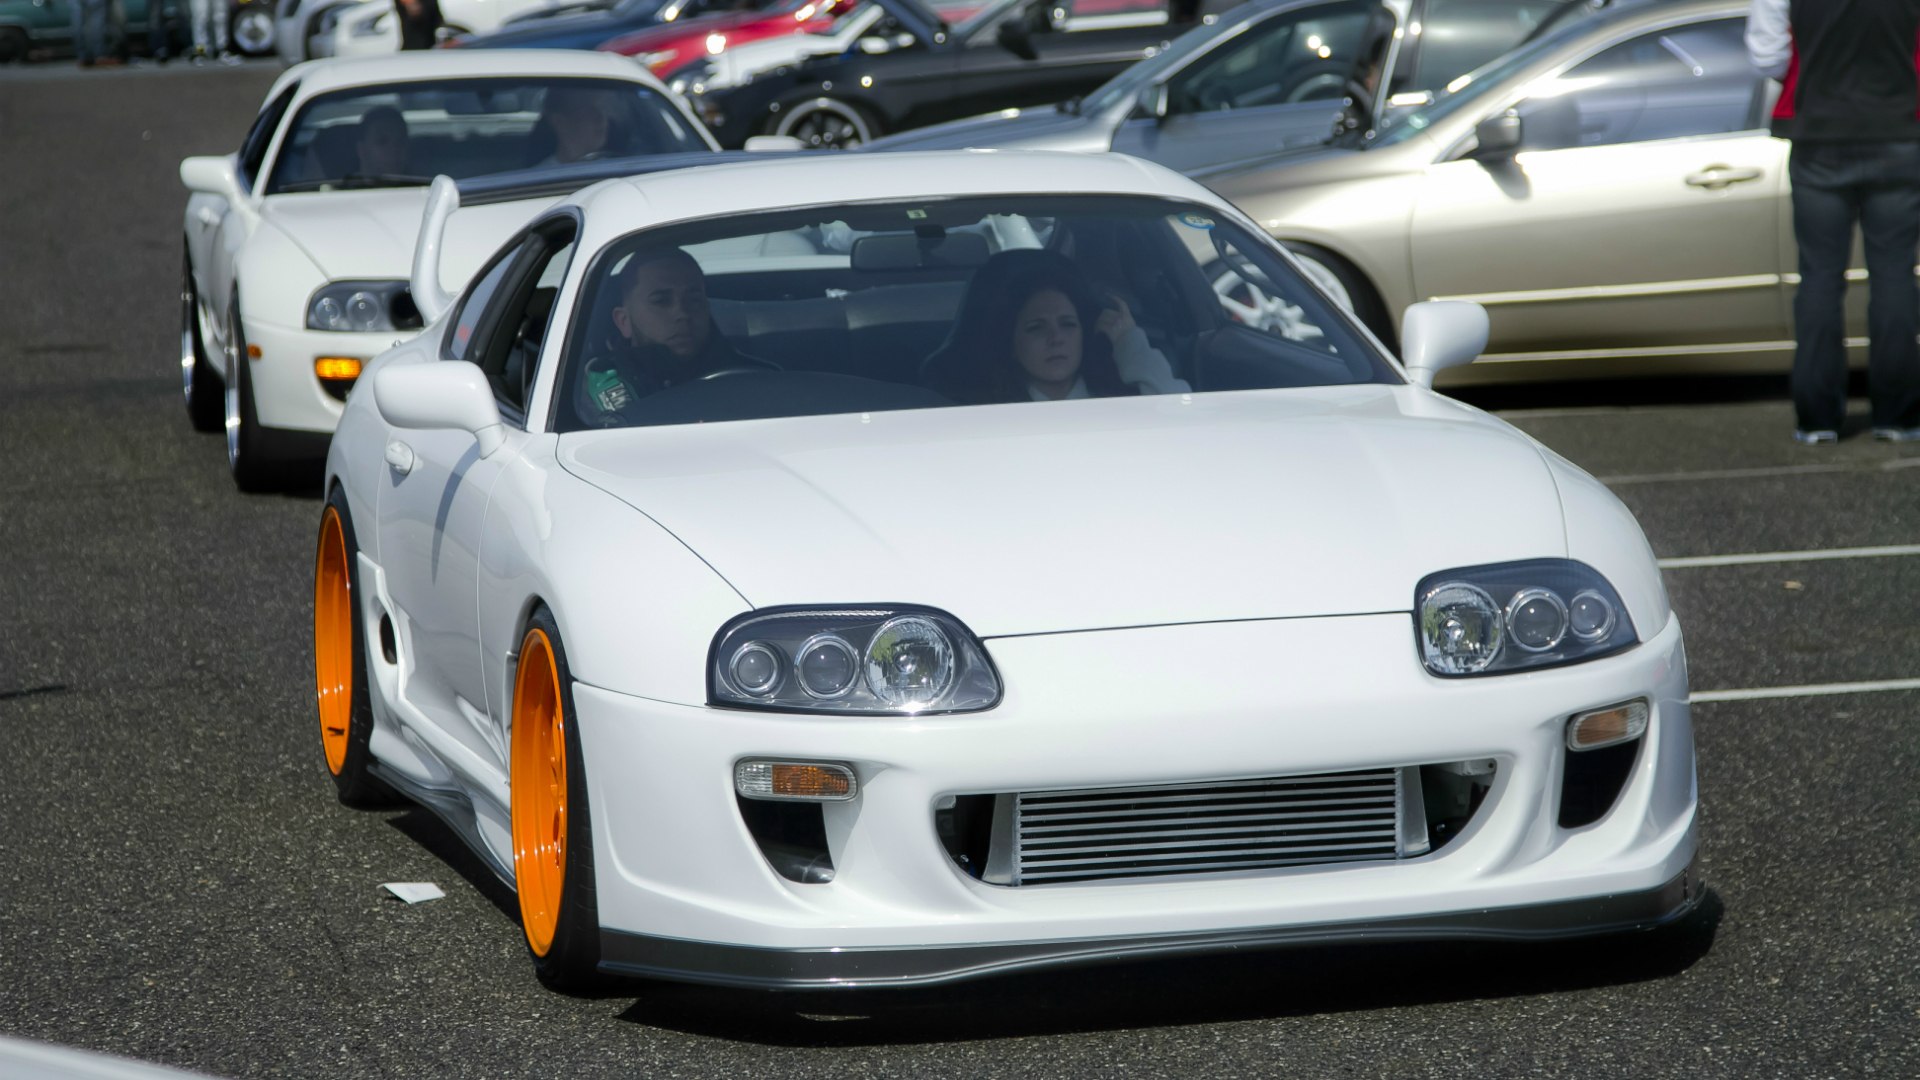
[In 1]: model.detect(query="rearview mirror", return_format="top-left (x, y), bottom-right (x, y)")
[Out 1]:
top-left (179, 155), bottom-right (239, 198)
top-left (1400, 300), bottom-right (1488, 389)
top-left (373, 360), bottom-right (508, 456)
top-left (1472, 110), bottom-right (1522, 159)
top-left (997, 20), bottom-right (1037, 61)
top-left (1135, 82), bottom-right (1168, 121)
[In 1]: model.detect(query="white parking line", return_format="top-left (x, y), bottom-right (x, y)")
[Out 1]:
top-left (1692, 678), bottom-right (1920, 703)
top-left (1658, 544), bottom-right (1920, 569)
top-left (1600, 458), bottom-right (1920, 486)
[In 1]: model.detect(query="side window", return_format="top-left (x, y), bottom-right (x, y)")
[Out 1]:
top-left (1510, 18), bottom-right (1759, 151)
top-left (1410, 0), bottom-right (1567, 95)
top-left (1166, 2), bottom-right (1371, 116)
top-left (238, 85), bottom-right (298, 191)
top-left (444, 249), bottom-right (520, 366)
top-left (448, 221), bottom-right (579, 420)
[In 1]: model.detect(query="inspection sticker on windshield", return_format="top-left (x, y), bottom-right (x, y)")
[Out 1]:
top-left (1178, 213), bottom-right (1216, 230)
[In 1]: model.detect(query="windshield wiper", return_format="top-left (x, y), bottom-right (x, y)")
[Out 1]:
top-left (278, 172), bottom-right (432, 193)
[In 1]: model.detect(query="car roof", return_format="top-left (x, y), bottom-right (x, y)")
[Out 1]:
top-left (563, 149), bottom-right (1235, 243)
top-left (265, 49), bottom-right (675, 105)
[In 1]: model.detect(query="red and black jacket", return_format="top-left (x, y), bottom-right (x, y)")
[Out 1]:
top-left (1773, 0), bottom-right (1920, 141)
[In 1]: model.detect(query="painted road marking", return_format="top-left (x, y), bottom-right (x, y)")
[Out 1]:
top-left (1692, 678), bottom-right (1920, 703)
top-left (1657, 544), bottom-right (1920, 569)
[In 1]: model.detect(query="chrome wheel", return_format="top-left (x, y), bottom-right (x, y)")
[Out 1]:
top-left (775, 98), bottom-right (872, 150)
top-left (231, 8), bottom-right (275, 55)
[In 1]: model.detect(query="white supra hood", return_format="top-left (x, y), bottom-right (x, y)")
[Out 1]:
top-left (263, 189), bottom-right (557, 288)
top-left (560, 386), bottom-right (1567, 637)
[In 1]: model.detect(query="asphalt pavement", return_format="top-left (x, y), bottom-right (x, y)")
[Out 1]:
top-left (1, 61), bottom-right (1916, 1079)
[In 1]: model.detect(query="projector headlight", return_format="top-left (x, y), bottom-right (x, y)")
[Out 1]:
top-left (1416, 559), bottom-right (1636, 677)
top-left (306, 281), bottom-right (421, 333)
top-left (710, 606), bottom-right (1000, 714)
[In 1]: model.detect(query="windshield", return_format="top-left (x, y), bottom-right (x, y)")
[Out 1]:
top-left (554, 194), bottom-right (1395, 432)
top-left (266, 78), bottom-right (710, 195)
top-left (1079, 9), bottom-right (1236, 114)
top-left (1368, 0), bottom-right (1601, 146)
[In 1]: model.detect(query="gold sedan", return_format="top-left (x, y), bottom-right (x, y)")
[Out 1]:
top-left (1200, 0), bottom-right (1858, 384)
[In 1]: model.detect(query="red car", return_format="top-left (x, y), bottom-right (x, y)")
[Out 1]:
top-left (597, 0), bottom-right (855, 76)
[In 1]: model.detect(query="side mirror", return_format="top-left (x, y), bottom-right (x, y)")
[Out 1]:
top-left (996, 19), bottom-right (1036, 61)
top-left (179, 154), bottom-right (239, 198)
top-left (1400, 300), bottom-right (1488, 389)
top-left (1472, 110), bottom-right (1522, 159)
top-left (373, 360), bottom-right (508, 456)
top-left (1135, 82), bottom-right (1168, 121)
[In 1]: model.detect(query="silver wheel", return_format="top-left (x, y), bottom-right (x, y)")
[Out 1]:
top-left (224, 319), bottom-right (243, 470)
top-left (774, 98), bottom-right (873, 150)
top-left (182, 255), bottom-right (224, 432)
top-left (231, 7), bottom-right (275, 55)
top-left (1212, 264), bottom-right (1332, 344)
top-left (1283, 248), bottom-right (1355, 313)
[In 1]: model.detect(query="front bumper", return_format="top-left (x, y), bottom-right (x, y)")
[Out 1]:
top-left (237, 312), bottom-right (399, 433)
top-left (572, 612), bottom-right (1697, 987)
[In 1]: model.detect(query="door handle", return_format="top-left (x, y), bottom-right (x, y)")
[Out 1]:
top-left (385, 440), bottom-right (415, 475)
top-left (1685, 165), bottom-right (1763, 190)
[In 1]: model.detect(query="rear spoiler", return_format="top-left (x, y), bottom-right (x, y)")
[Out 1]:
top-left (409, 150), bottom-right (769, 324)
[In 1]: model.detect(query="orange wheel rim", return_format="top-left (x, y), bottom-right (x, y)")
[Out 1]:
top-left (314, 506), bottom-right (353, 776)
top-left (511, 628), bottom-right (568, 957)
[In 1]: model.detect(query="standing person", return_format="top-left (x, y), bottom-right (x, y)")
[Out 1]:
top-left (396, 0), bottom-right (444, 50)
top-left (189, 0), bottom-right (230, 61)
top-left (71, 0), bottom-right (111, 66)
top-left (1748, 0), bottom-right (1920, 443)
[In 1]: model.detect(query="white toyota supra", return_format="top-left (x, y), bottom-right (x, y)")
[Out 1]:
top-left (179, 49), bottom-right (719, 490)
top-left (314, 149), bottom-right (1699, 991)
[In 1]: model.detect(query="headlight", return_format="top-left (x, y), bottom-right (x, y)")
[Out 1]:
top-left (1415, 559), bottom-right (1636, 677)
top-left (306, 281), bottom-right (422, 333)
top-left (668, 60), bottom-right (716, 97)
top-left (709, 606), bottom-right (1000, 714)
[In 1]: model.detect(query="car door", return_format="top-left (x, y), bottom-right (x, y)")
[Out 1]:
top-left (191, 84), bottom-right (296, 373)
top-left (374, 226), bottom-right (564, 770)
top-left (1409, 16), bottom-right (1787, 360)
top-left (1111, 0), bottom-right (1378, 172)
top-left (945, 0), bottom-right (1172, 125)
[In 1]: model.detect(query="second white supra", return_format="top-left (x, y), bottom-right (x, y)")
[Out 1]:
top-left (178, 49), bottom-right (719, 490)
top-left (316, 149), bottom-right (1700, 991)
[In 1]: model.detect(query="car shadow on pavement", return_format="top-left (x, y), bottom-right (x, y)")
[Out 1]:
top-left (613, 891), bottom-right (1723, 1045)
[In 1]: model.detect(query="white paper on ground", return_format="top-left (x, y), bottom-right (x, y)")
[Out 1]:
top-left (381, 882), bottom-right (446, 904)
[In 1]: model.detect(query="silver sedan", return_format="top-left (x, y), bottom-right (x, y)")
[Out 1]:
top-left (1202, 0), bottom-right (1843, 384)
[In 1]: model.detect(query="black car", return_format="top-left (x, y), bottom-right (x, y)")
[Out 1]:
top-left (452, 0), bottom-right (762, 51)
top-left (693, 0), bottom-right (1192, 148)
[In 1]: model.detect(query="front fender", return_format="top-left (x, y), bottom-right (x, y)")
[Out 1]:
top-left (476, 439), bottom-right (751, 719)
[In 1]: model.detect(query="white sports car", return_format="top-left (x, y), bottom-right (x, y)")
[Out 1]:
top-left (315, 149), bottom-right (1699, 990)
top-left (178, 49), bottom-right (720, 489)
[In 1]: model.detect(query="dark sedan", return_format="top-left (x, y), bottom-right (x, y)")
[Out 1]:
top-left (690, 0), bottom-right (1187, 148)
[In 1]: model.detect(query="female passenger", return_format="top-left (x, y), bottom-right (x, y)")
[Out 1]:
top-left (984, 264), bottom-right (1190, 403)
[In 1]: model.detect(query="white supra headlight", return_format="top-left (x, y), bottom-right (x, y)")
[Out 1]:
top-left (710, 606), bottom-right (999, 714)
top-left (1416, 560), bottom-right (1637, 677)
top-left (306, 280), bottom-right (421, 332)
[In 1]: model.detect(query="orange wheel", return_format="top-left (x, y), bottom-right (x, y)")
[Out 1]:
top-left (315, 505), bottom-right (354, 776)
top-left (512, 626), bottom-right (569, 958)
top-left (312, 490), bottom-right (398, 808)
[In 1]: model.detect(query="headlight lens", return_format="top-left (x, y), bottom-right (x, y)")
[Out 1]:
top-left (710, 606), bottom-right (1000, 714)
top-left (1416, 560), bottom-right (1636, 677)
top-left (306, 281), bottom-right (422, 333)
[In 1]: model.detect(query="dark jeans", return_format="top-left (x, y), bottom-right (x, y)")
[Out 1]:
top-left (1788, 140), bottom-right (1920, 431)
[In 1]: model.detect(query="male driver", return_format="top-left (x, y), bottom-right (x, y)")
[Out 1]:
top-left (1748, 0), bottom-right (1920, 442)
top-left (579, 248), bottom-right (768, 421)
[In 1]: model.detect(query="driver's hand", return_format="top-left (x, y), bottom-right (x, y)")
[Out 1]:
top-left (1095, 296), bottom-right (1136, 345)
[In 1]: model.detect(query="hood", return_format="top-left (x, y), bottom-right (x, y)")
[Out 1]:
top-left (604, 8), bottom-right (788, 52)
top-left (864, 105), bottom-right (1111, 153)
top-left (262, 189), bottom-right (553, 289)
top-left (558, 386), bottom-right (1568, 638)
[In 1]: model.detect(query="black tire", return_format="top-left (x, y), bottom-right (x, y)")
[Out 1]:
top-left (1281, 241), bottom-right (1395, 350)
top-left (314, 487), bottom-right (402, 808)
top-left (0, 27), bottom-right (28, 64)
top-left (181, 250), bottom-right (223, 432)
top-left (229, 5), bottom-right (275, 56)
top-left (224, 296), bottom-right (286, 492)
top-left (511, 607), bottom-right (605, 992)
top-left (772, 96), bottom-right (877, 150)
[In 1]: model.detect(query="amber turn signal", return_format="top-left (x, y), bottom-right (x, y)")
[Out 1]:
top-left (314, 357), bottom-right (364, 382)
top-left (735, 760), bottom-right (858, 801)
top-left (1566, 699), bottom-right (1649, 751)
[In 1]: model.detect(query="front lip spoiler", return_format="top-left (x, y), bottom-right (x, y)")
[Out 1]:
top-left (598, 860), bottom-right (1703, 990)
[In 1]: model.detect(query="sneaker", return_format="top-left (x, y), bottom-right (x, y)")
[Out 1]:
top-left (1792, 429), bottom-right (1839, 445)
top-left (1871, 426), bottom-right (1920, 442)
